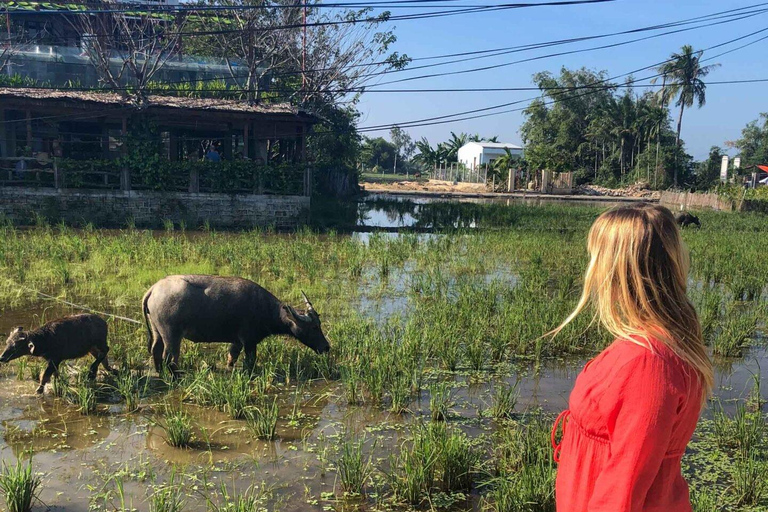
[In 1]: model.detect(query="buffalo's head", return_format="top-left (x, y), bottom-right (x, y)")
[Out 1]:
top-left (280, 292), bottom-right (331, 355)
top-left (0, 327), bottom-right (32, 363)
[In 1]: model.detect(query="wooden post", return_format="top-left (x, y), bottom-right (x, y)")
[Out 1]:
top-left (189, 166), bottom-right (199, 193)
top-left (120, 117), bottom-right (130, 191)
top-left (243, 123), bottom-right (250, 160)
top-left (53, 158), bottom-right (63, 189)
top-left (25, 110), bottom-right (32, 152)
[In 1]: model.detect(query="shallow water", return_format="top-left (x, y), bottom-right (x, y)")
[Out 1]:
top-left (0, 295), bottom-right (763, 511)
top-left (0, 203), bottom-right (764, 510)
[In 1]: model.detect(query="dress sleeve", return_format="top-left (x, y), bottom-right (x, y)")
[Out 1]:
top-left (587, 353), bottom-right (685, 512)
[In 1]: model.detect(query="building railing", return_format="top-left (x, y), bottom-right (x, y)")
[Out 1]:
top-left (0, 158), bottom-right (311, 196)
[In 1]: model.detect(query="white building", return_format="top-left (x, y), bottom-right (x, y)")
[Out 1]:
top-left (457, 142), bottom-right (523, 170)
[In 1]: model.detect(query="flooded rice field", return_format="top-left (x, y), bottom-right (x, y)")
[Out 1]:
top-left (0, 199), bottom-right (766, 511)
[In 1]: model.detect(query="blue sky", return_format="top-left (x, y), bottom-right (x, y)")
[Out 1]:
top-left (354, 0), bottom-right (768, 160)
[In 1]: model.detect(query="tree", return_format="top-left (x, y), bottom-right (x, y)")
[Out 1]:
top-left (360, 137), bottom-right (396, 172)
top-left (693, 146), bottom-right (724, 191)
top-left (71, 0), bottom-right (187, 106)
top-left (443, 132), bottom-right (468, 162)
top-left (0, 14), bottom-right (24, 76)
top-left (731, 113), bottom-right (768, 166)
top-left (654, 45), bottom-right (719, 186)
top-left (196, 1), bottom-right (409, 107)
top-left (294, 8), bottom-right (410, 109)
top-left (389, 125), bottom-right (415, 174)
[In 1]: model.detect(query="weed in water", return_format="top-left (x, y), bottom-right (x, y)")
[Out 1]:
top-left (0, 459), bottom-right (41, 512)
top-left (336, 435), bottom-right (374, 496)
top-left (115, 370), bottom-right (145, 413)
top-left (244, 398), bottom-right (279, 441)
top-left (14, 359), bottom-right (27, 381)
top-left (74, 378), bottom-right (98, 415)
top-left (690, 487), bottom-right (721, 512)
top-left (438, 429), bottom-right (480, 492)
top-left (490, 381), bottom-right (519, 420)
top-left (149, 470), bottom-right (185, 512)
top-left (732, 453), bottom-right (767, 507)
top-left (389, 370), bottom-right (412, 414)
top-left (161, 409), bottom-right (193, 448)
top-left (429, 381), bottom-right (451, 422)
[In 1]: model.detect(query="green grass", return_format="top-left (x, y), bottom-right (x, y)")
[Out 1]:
top-left (161, 409), bottom-right (194, 448)
top-left (336, 436), bottom-right (375, 496)
top-left (0, 202), bottom-right (766, 511)
top-left (244, 398), bottom-right (279, 441)
top-left (490, 382), bottom-right (519, 420)
top-left (0, 460), bottom-right (41, 512)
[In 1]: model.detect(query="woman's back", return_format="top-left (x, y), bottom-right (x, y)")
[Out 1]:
top-left (554, 337), bottom-right (701, 511)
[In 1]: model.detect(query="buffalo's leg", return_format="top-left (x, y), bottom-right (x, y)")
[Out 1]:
top-left (242, 345), bottom-right (257, 376)
top-left (151, 338), bottom-right (165, 374)
top-left (162, 330), bottom-right (183, 378)
top-left (227, 343), bottom-right (243, 369)
top-left (88, 347), bottom-right (109, 379)
top-left (38, 360), bottom-right (59, 394)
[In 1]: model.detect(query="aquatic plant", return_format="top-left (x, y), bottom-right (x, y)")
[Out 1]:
top-left (161, 409), bottom-right (193, 448)
top-left (244, 398), bottom-right (279, 441)
top-left (429, 381), bottom-right (451, 422)
top-left (490, 381), bottom-right (519, 420)
top-left (0, 459), bottom-right (40, 512)
top-left (336, 436), bottom-right (375, 496)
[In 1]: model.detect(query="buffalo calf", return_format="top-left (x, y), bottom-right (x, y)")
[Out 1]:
top-left (675, 211), bottom-right (701, 229)
top-left (0, 314), bottom-right (115, 394)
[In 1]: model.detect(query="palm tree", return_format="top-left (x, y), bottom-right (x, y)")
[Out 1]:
top-left (655, 45), bottom-right (719, 186)
top-left (413, 137), bottom-right (439, 170)
top-left (444, 132), bottom-right (468, 161)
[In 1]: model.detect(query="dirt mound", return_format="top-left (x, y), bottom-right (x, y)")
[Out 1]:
top-left (576, 182), bottom-right (661, 199)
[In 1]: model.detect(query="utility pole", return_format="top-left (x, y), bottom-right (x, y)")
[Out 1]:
top-left (301, 0), bottom-right (307, 103)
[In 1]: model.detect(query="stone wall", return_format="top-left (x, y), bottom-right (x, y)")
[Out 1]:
top-left (659, 191), bottom-right (735, 212)
top-left (0, 187), bottom-right (309, 229)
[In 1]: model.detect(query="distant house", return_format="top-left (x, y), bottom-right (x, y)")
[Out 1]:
top-left (457, 142), bottom-right (523, 170)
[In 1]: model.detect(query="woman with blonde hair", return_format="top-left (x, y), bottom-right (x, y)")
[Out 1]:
top-left (550, 203), bottom-right (712, 512)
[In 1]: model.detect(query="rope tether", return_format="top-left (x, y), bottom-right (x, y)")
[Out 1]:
top-left (3, 278), bottom-right (142, 325)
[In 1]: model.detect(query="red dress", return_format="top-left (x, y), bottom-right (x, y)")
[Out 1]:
top-left (552, 337), bottom-right (702, 512)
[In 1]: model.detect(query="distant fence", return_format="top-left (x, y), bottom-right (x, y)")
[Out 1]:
top-left (659, 191), bottom-right (735, 212)
top-left (429, 164), bottom-right (488, 184)
top-left (659, 191), bottom-right (768, 213)
top-left (0, 158), bottom-right (311, 196)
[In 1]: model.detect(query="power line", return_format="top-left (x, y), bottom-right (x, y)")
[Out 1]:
top-left (12, 0), bottom-right (614, 15)
top-left (5, 1), bottom-right (764, 94)
top-left (367, 9), bottom-right (768, 86)
top-left (355, 27), bottom-right (768, 131)
top-left (5, 2), bottom-right (764, 103)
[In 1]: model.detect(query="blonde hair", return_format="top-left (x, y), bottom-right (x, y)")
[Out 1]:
top-left (551, 203), bottom-right (713, 400)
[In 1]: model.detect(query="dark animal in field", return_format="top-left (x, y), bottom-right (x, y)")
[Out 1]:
top-left (0, 314), bottom-right (115, 394)
top-left (142, 275), bottom-right (330, 375)
top-left (675, 211), bottom-right (701, 228)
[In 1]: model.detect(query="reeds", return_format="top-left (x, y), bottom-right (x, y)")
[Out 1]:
top-left (244, 398), bottom-right (279, 441)
top-left (161, 409), bottom-right (193, 448)
top-left (336, 436), bottom-right (374, 496)
top-left (0, 459), bottom-right (41, 512)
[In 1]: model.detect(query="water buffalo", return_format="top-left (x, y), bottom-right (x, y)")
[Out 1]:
top-left (675, 211), bottom-right (701, 228)
top-left (0, 314), bottom-right (115, 394)
top-left (142, 275), bottom-right (330, 375)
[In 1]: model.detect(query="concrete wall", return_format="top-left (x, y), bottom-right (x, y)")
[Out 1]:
top-left (659, 191), bottom-right (735, 212)
top-left (0, 187), bottom-right (309, 229)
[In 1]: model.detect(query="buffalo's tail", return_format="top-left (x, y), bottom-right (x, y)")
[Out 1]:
top-left (142, 287), bottom-right (153, 354)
